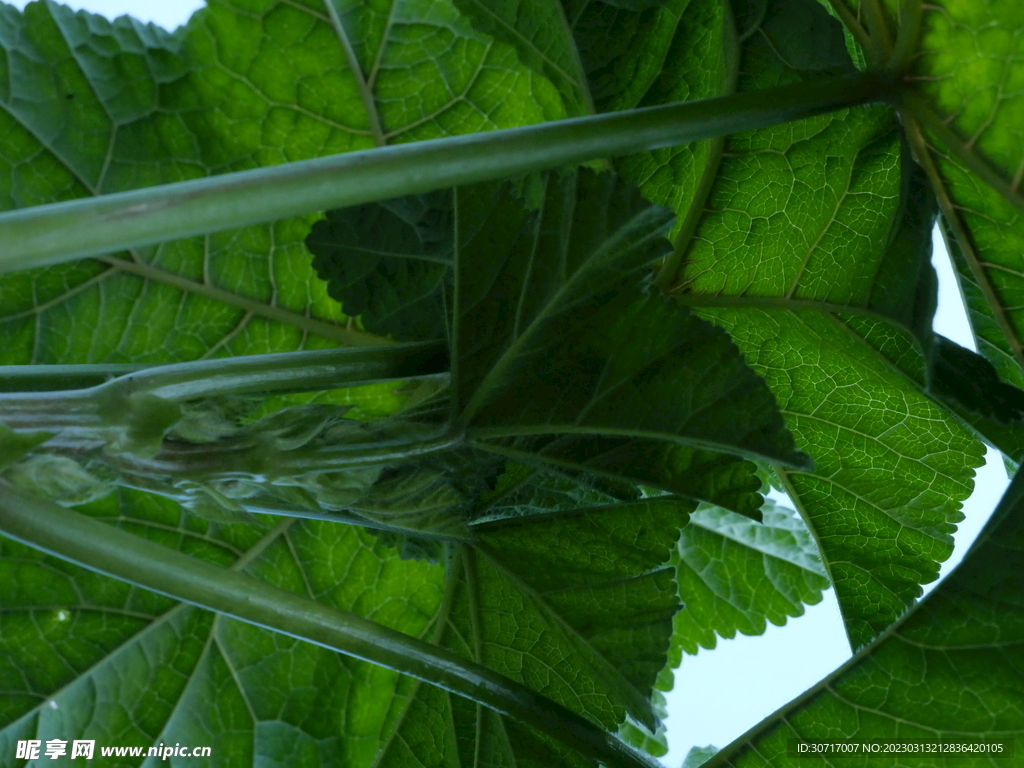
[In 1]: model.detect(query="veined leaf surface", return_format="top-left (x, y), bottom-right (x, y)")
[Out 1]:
top-left (907, 0), bottom-right (1024, 393)
top-left (308, 166), bottom-right (810, 518)
top-left (671, 500), bottom-right (829, 658)
top-left (703, 466), bottom-right (1024, 767)
top-left (486, 0), bottom-right (986, 649)
top-left (0, 1), bottom-right (685, 763)
top-left (0, 470), bottom-right (690, 767)
top-left (0, 0), bottom-right (564, 363)
top-left (0, 2), bottom-right (800, 760)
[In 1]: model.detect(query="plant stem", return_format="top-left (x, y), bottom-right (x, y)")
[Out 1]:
top-left (0, 481), bottom-right (661, 768)
top-left (109, 430), bottom-right (462, 481)
top-left (0, 73), bottom-right (896, 274)
top-left (887, 0), bottom-right (923, 73)
top-left (0, 364), bottom-right (153, 392)
top-left (0, 342), bottom-right (447, 432)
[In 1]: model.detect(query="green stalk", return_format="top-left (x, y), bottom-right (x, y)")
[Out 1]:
top-left (0, 73), bottom-right (895, 274)
top-left (0, 481), bottom-right (661, 768)
top-left (0, 364), bottom-right (153, 392)
top-left (108, 430), bottom-right (462, 481)
top-left (0, 342), bottom-right (447, 432)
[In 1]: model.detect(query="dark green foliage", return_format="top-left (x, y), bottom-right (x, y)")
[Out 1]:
top-left (307, 192), bottom-right (452, 341)
top-left (3, 0), bottom-right (1024, 764)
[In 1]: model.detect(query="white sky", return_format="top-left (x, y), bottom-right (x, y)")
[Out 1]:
top-left (5, 0), bottom-right (1010, 764)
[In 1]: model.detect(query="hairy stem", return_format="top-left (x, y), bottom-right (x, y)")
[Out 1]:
top-left (0, 73), bottom-right (896, 274)
top-left (0, 481), bottom-right (661, 768)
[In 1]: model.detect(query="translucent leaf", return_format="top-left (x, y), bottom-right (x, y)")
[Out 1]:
top-left (705, 467), bottom-right (1024, 766)
top-left (908, 0), bottom-right (1024, 396)
top-left (589, 0), bottom-right (985, 649)
top-left (671, 500), bottom-right (829, 657)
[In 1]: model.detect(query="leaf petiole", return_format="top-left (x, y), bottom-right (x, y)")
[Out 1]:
top-left (0, 481), bottom-right (662, 768)
top-left (0, 73), bottom-right (896, 274)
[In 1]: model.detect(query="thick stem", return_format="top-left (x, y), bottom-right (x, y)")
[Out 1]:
top-left (0, 481), bottom-right (660, 768)
top-left (0, 73), bottom-right (896, 274)
top-left (0, 342), bottom-right (448, 432)
top-left (887, 0), bottom-right (923, 74)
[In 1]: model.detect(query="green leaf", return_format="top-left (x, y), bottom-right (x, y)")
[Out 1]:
top-left (452, 169), bottom-right (808, 481)
top-left (597, 0), bottom-right (986, 648)
top-left (930, 335), bottom-right (1024, 426)
top-left (309, 166), bottom-right (809, 518)
top-left (703, 466), bottom-right (1024, 767)
top-left (683, 745), bottom-right (720, 768)
top-left (0, 0), bottom-right (565, 364)
top-left (904, 0), bottom-right (1024, 391)
top-left (569, 0), bottom-right (733, 243)
top-left (369, 468), bottom-right (688, 765)
top-left (452, 0), bottom-right (595, 116)
top-left (671, 499), bottom-right (829, 657)
top-left (562, 0), bottom-right (695, 114)
top-left (306, 192), bottom-right (452, 341)
top-left (0, 469), bottom-right (685, 768)
top-left (0, 4), bottom-right (692, 762)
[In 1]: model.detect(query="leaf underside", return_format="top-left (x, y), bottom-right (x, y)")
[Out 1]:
top-left (5, 0), bottom-right (1024, 763)
top-left (706, 466), bottom-right (1024, 767)
top-left (439, 0), bottom-right (990, 651)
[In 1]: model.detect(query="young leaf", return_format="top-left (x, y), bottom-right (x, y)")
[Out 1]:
top-left (703, 465), bottom-right (1024, 767)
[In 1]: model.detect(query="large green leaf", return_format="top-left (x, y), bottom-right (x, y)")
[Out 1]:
top-left (370, 468), bottom-right (688, 766)
top-left (451, 0), bottom-right (595, 116)
top-left (581, 0), bottom-right (985, 649)
top-left (0, 471), bottom-right (687, 767)
top-left (0, 2), bottom-right (805, 760)
top-left (642, 497), bottom-right (830, 759)
top-left (0, 0), bottom-right (565, 363)
top-left (0, 489), bottom-right (447, 767)
top-left (703, 466), bottom-right (1024, 767)
top-left (0, 1), bottom-right (697, 763)
top-left (905, 0), bottom-right (1024, 393)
